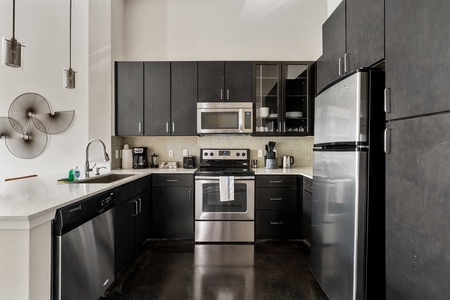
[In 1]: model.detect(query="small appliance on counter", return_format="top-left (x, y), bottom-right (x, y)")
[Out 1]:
top-left (133, 147), bottom-right (148, 169)
top-left (183, 156), bottom-right (196, 169)
top-left (281, 155), bottom-right (295, 168)
top-left (150, 153), bottom-right (158, 168)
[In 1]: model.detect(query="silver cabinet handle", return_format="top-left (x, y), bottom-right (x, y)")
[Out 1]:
top-left (136, 198), bottom-right (142, 213)
top-left (269, 180), bottom-right (283, 183)
top-left (226, 89), bottom-right (230, 100)
top-left (172, 122), bottom-right (175, 133)
top-left (344, 53), bottom-right (349, 73)
top-left (132, 200), bottom-right (138, 216)
top-left (269, 197), bottom-right (283, 201)
top-left (270, 221), bottom-right (284, 225)
top-left (220, 89), bottom-right (223, 100)
top-left (384, 128), bottom-right (391, 154)
top-left (338, 57), bottom-right (343, 76)
top-left (384, 88), bottom-right (391, 113)
top-left (166, 179), bottom-right (179, 182)
top-left (138, 122), bottom-right (142, 133)
top-left (188, 189), bottom-right (192, 202)
top-left (166, 122), bottom-right (169, 133)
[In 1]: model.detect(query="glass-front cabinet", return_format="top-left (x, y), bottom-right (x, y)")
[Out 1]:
top-left (253, 61), bottom-right (313, 136)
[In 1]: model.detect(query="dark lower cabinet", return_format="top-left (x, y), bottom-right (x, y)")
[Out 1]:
top-left (114, 176), bottom-right (151, 275)
top-left (151, 174), bottom-right (194, 239)
top-left (255, 175), bottom-right (300, 239)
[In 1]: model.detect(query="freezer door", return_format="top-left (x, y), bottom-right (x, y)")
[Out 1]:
top-left (314, 71), bottom-right (368, 145)
top-left (311, 150), bottom-right (367, 300)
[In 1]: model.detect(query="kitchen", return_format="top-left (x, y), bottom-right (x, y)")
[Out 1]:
top-left (1, 0), bottom-right (450, 300)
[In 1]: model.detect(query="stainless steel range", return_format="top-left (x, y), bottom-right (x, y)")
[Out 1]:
top-left (195, 148), bottom-right (255, 242)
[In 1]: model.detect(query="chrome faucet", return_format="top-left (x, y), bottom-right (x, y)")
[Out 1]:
top-left (85, 139), bottom-right (110, 178)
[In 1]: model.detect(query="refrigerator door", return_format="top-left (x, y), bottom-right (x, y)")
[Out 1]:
top-left (311, 149), bottom-right (367, 300)
top-left (314, 71), bottom-right (368, 146)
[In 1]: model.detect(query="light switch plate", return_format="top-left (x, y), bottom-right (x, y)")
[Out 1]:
top-left (258, 149), bottom-right (263, 157)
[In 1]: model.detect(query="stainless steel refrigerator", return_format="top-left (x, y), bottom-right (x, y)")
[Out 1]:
top-left (311, 69), bottom-right (385, 300)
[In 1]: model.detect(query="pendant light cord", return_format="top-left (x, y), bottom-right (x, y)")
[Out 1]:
top-left (69, 0), bottom-right (72, 68)
top-left (12, 0), bottom-right (16, 39)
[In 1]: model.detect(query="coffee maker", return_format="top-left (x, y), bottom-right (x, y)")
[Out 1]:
top-left (133, 147), bottom-right (148, 169)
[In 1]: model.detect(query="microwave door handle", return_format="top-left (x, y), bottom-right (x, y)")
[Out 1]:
top-left (239, 109), bottom-right (243, 132)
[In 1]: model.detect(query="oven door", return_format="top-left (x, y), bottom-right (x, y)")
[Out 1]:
top-left (195, 176), bottom-right (255, 220)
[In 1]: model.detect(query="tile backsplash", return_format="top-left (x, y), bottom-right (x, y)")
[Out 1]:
top-left (112, 135), bottom-right (313, 169)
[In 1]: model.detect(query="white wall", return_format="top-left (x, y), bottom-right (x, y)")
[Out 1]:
top-left (117, 0), bottom-right (327, 61)
top-left (0, 0), bottom-right (112, 181)
top-left (327, 0), bottom-right (342, 17)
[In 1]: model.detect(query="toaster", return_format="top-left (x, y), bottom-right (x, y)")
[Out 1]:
top-left (183, 156), bottom-right (195, 169)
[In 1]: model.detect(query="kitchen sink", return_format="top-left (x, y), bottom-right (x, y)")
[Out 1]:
top-left (75, 173), bottom-right (135, 184)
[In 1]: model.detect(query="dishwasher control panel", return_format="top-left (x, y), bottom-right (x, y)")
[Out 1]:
top-left (99, 193), bottom-right (114, 209)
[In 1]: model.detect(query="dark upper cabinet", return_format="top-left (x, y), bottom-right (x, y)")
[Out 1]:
top-left (144, 62), bottom-right (171, 135)
top-left (198, 61), bottom-right (252, 102)
top-left (385, 0), bottom-right (450, 120)
top-left (115, 61), bottom-right (198, 136)
top-left (171, 62), bottom-right (198, 136)
top-left (115, 62), bottom-right (144, 136)
top-left (385, 113), bottom-right (450, 299)
top-left (316, 0), bottom-right (384, 93)
top-left (253, 61), bottom-right (314, 136)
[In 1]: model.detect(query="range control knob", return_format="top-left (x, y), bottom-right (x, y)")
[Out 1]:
top-left (236, 152), bottom-right (240, 157)
top-left (242, 152), bottom-right (246, 157)
top-left (204, 152), bottom-right (208, 156)
top-left (210, 152), bottom-right (214, 156)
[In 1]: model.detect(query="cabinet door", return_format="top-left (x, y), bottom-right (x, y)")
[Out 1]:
top-left (316, 1), bottom-right (346, 93)
top-left (135, 189), bottom-right (151, 248)
top-left (302, 188), bottom-right (312, 244)
top-left (346, 0), bottom-right (384, 71)
top-left (114, 198), bottom-right (137, 274)
top-left (386, 114), bottom-right (450, 299)
top-left (198, 61), bottom-right (224, 102)
top-left (115, 62), bottom-right (144, 136)
top-left (225, 61), bottom-right (252, 102)
top-left (385, 1), bottom-right (450, 120)
top-left (144, 62), bottom-right (171, 135)
top-left (171, 62), bottom-right (198, 136)
top-left (152, 187), bottom-right (194, 238)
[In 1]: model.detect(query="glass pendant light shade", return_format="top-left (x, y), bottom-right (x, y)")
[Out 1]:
top-left (63, 68), bottom-right (76, 89)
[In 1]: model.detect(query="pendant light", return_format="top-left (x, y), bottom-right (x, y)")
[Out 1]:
top-left (2, 0), bottom-right (24, 68)
top-left (63, 0), bottom-right (76, 89)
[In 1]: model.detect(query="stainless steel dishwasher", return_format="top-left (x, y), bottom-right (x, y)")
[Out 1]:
top-left (53, 191), bottom-right (115, 300)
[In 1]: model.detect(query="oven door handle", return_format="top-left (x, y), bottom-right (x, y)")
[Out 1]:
top-left (195, 176), bottom-right (255, 181)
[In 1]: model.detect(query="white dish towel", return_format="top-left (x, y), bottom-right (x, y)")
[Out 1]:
top-left (219, 176), bottom-right (235, 202)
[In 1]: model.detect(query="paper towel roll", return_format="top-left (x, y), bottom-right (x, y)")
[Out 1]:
top-left (122, 149), bottom-right (133, 169)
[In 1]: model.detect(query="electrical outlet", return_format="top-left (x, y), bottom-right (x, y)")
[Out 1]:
top-left (168, 150), bottom-right (174, 158)
top-left (183, 149), bottom-right (189, 156)
top-left (258, 149), bottom-right (263, 157)
top-left (115, 149), bottom-right (119, 159)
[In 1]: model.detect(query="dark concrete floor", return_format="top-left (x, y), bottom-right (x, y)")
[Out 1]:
top-left (103, 240), bottom-right (329, 300)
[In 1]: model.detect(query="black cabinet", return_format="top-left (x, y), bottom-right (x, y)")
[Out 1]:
top-left (115, 62), bottom-right (144, 136)
top-left (253, 62), bottom-right (314, 136)
top-left (302, 176), bottom-right (312, 245)
top-left (114, 176), bottom-right (151, 275)
top-left (144, 62), bottom-right (171, 135)
top-left (316, 0), bottom-right (384, 93)
top-left (255, 175), bottom-right (300, 239)
top-left (115, 61), bottom-right (197, 136)
top-left (171, 62), bottom-right (198, 136)
top-left (385, 0), bottom-right (450, 120)
top-left (151, 174), bottom-right (194, 238)
top-left (198, 61), bottom-right (252, 102)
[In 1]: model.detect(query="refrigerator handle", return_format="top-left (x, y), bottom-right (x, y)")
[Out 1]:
top-left (384, 128), bottom-right (391, 154)
top-left (343, 53), bottom-right (349, 73)
top-left (384, 88), bottom-right (391, 113)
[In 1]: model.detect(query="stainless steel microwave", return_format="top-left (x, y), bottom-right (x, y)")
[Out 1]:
top-left (197, 102), bottom-right (253, 134)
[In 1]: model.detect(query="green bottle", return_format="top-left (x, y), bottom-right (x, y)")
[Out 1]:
top-left (68, 168), bottom-right (74, 182)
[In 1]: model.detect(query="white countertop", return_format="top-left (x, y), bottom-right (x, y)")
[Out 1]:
top-left (0, 166), bottom-right (311, 229)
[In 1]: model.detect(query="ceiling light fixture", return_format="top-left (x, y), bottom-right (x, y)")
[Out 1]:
top-left (63, 0), bottom-right (76, 89)
top-left (2, 0), bottom-right (24, 68)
